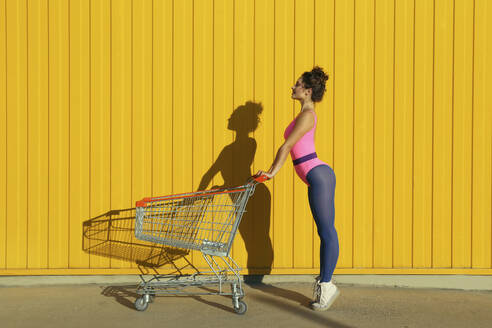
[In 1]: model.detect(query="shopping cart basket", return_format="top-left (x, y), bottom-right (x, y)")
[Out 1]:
top-left (133, 173), bottom-right (270, 314)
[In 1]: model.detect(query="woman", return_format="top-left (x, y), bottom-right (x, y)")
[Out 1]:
top-left (255, 66), bottom-right (339, 311)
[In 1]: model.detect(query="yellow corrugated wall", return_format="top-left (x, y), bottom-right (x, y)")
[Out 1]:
top-left (0, 0), bottom-right (491, 275)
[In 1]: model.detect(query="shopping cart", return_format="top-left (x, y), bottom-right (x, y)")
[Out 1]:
top-left (133, 173), bottom-right (270, 314)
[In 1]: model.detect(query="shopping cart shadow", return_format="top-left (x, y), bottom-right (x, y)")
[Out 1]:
top-left (83, 208), bottom-right (192, 268)
top-left (83, 208), bottom-right (200, 309)
top-left (100, 284), bottom-right (142, 310)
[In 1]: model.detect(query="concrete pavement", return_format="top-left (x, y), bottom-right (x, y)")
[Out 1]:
top-left (1, 281), bottom-right (491, 328)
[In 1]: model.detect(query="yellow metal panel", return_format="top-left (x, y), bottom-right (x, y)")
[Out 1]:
top-left (6, 0), bottom-right (28, 269)
top-left (192, 0), bottom-right (213, 269)
top-left (353, 0), bottom-right (375, 268)
top-left (394, 0), bottom-right (414, 268)
top-left (293, 0), bottom-right (314, 269)
top-left (212, 0), bottom-right (233, 191)
top-left (413, 0), bottom-right (433, 268)
top-left (27, 0), bottom-right (49, 269)
top-left (273, 0), bottom-right (294, 268)
top-left (0, 0), bottom-right (6, 269)
top-left (333, 0), bottom-right (354, 268)
top-left (210, 0), bottom-right (234, 272)
top-left (313, 0), bottom-right (335, 269)
top-left (211, 0), bottom-right (233, 194)
top-left (171, 0), bottom-right (194, 271)
top-left (232, 0), bottom-right (254, 269)
top-left (90, 0), bottom-right (110, 268)
top-left (153, 0), bottom-right (175, 270)
top-left (253, 0), bottom-right (274, 272)
top-left (69, 0), bottom-right (90, 269)
top-left (132, 0), bottom-right (153, 198)
top-left (452, 0), bottom-right (473, 268)
top-left (172, 0), bottom-right (193, 195)
top-left (153, 0), bottom-right (173, 197)
top-left (373, 0), bottom-right (394, 268)
top-left (433, 0), bottom-right (453, 268)
top-left (0, 0), bottom-right (491, 276)
top-left (212, 0), bottom-right (234, 270)
top-left (48, 0), bottom-right (70, 270)
top-left (132, 0), bottom-right (152, 198)
top-left (472, 0), bottom-right (492, 268)
top-left (110, 0), bottom-right (132, 269)
top-left (132, 0), bottom-right (153, 270)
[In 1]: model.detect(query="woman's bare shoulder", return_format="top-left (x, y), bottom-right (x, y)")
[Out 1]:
top-left (295, 110), bottom-right (315, 127)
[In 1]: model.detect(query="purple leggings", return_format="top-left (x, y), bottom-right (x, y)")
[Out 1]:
top-left (306, 164), bottom-right (339, 283)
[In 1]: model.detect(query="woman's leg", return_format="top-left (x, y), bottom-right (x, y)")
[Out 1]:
top-left (307, 165), bottom-right (339, 283)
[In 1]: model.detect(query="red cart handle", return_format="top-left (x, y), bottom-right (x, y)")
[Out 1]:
top-left (250, 173), bottom-right (271, 183)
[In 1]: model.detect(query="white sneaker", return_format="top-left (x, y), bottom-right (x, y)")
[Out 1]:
top-left (311, 281), bottom-right (340, 311)
top-left (311, 275), bottom-right (321, 304)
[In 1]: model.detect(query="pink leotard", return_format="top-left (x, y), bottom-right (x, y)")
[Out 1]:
top-left (284, 110), bottom-right (326, 186)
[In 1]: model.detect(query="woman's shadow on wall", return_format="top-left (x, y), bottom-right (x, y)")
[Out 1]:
top-left (197, 101), bottom-right (313, 309)
top-left (198, 101), bottom-right (273, 281)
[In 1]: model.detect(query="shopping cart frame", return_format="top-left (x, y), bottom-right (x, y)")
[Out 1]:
top-left (133, 174), bottom-right (269, 314)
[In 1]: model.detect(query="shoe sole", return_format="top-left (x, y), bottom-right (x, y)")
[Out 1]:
top-left (311, 289), bottom-right (340, 311)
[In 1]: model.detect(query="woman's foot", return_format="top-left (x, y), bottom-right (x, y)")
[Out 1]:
top-left (311, 281), bottom-right (340, 311)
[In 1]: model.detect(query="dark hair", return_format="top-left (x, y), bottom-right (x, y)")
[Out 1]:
top-left (301, 66), bottom-right (329, 102)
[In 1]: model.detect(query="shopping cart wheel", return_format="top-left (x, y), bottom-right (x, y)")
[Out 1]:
top-left (134, 297), bottom-right (149, 311)
top-left (233, 300), bottom-right (247, 315)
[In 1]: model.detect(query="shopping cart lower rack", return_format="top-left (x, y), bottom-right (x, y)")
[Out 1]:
top-left (133, 174), bottom-right (269, 314)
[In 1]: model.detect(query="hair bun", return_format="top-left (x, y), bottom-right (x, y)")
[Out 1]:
top-left (311, 66), bottom-right (329, 83)
top-left (301, 66), bottom-right (329, 102)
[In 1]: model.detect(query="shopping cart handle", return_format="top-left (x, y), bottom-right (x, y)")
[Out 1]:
top-left (250, 173), bottom-right (271, 183)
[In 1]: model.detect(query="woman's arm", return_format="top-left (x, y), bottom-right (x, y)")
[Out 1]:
top-left (197, 162), bottom-right (220, 190)
top-left (256, 111), bottom-right (314, 179)
top-left (197, 149), bottom-right (223, 190)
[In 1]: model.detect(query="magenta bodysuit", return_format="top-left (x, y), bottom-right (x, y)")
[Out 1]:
top-left (284, 110), bottom-right (326, 186)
